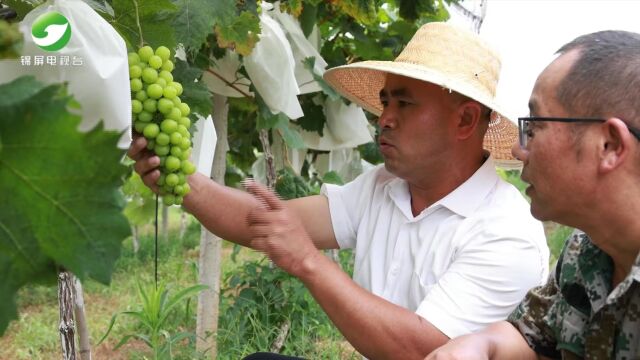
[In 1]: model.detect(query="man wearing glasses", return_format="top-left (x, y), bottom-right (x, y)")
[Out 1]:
top-left (426, 30), bottom-right (640, 359)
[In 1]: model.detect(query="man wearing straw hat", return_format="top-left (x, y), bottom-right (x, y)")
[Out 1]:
top-left (129, 22), bottom-right (548, 358)
top-left (425, 30), bottom-right (640, 360)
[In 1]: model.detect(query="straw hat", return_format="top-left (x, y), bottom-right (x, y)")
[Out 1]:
top-left (323, 22), bottom-right (520, 168)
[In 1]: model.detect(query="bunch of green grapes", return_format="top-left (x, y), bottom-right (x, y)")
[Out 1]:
top-left (129, 45), bottom-right (196, 206)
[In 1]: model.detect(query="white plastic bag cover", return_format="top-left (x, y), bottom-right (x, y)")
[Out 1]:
top-left (202, 51), bottom-right (253, 98)
top-left (0, 0), bottom-right (131, 148)
top-left (271, 4), bottom-right (327, 94)
top-left (243, 3), bottom-right (303, 119)
top-left (314, 148), bottom-right (365, 183)
top-left (191, 114), bottom-right (217, 177)
top-left (300, 97), bottom-right (373, 151)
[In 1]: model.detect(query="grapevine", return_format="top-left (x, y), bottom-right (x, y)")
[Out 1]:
top-left (129, 45), bottom-right (196, 206)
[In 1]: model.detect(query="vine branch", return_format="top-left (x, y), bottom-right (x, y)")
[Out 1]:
top-left (205, 68), bottom-right (253, 99)
top-left (133, 0), bottom-right (144, 48)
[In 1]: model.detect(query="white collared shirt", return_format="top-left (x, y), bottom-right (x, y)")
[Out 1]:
top-left (322, 157), bottom-right (549, 338)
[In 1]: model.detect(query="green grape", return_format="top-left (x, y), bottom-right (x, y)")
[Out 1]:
top-left (178, 173), bottom-right (186, 184)
top-left (157, 98), bottom-right (174, 114)
top-left (159, 156), bottom-right (167, 167)
top-left (159, 70), bottom-right (173, 83)
top-left (161, 60), bottom-right (174, 72)
top-left (155, 145), bottom-right (170, 156)
top-left (143, 99), bottom-right (157, 113)
top-left (134, 120), bottom-right (147, 133)
top-left (174, 184), bottom-right (185, 196)
top-left (146, 139), bottom-right (155, 150)
top-left (131, 99), bottom-right (143, 113)
top-left (168, 107), bottom-right (182, 121)
top-left (130, 79), bottom-right (143, 92)
top-left (155, 46), bottom-right (171, 62)
top-left (138, 46), bottom-right (154, 62)
top-left (177, 125), bottom-right (189, 137)
top-left (128, 52), bottom-right (141, 66)
top-left (178, 103), bottom-right (191, 117)
top-left (156, 132), bottom-right (171, 146)
top-left (180, 148), bottom-right (191, 160)
top-left (149, 55), bottom-right (163, 69)
top-left (161, 119), bottom-right (178, 133)
top-left (170, 132), bottom-right (183, 145)
top-left (129, 65), bottom-right (142, 79)
top-left (165, 173), bottom-right (179, 186)
top-left (169, 82), bottom-right (183, 96)
top-left (147, 84), bottom-right (163, 99)
top-left (172, 97), bottom-right (182, 106)
top-left (143, 123), bottom-right (160, 138)
top-left (170, 146), bottom-right (182, 157)
top-left (138, 111), bottom-right (153, 122)
top-left (182, 160), bottom-right (196, 175)
top-left (142, 68), bottom-right (158, 83)
top-left (163, 86), bottom-right (177, 99)
top-left (162, 194), bottom-right (175, 206)
top-left (182, 183), bottom-right (191, 193)
top-left (175, 196), bottom-right (184, 205)
top-left (165, 156), bottom-right (181, 171)
top-left (157, 174), bottom-right (166, 186)
top-left (179, 138), bottom-right (191, 150)
top-left (178, 117), bottom-right (191, 128)
top-left (135, 90), bottom-right (148, 102)
top-left (155, 78), bottom-right (167, 88)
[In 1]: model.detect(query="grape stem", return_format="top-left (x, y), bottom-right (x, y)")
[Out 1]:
top-left (133, 0), bottom-right (144, 48)
top-left (205, 68), bottom-right (253, 98)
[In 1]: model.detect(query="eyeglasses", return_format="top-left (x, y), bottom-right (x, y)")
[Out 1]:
top-left (517, 116), bottom-right (640, 148)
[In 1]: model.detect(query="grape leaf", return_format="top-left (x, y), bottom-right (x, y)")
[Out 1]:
top-left (173, 0), bottom-right (235, 53)
top-left (214, 11), bottom-right (261, 56)
top-left (0, 76), bottom-right (130, 334)
top-left (173, 59), bottom-right (212, 117)
top-left (302, 57), bottom-right (341, 101)
top-left (322, 171), bottom-right (344, 185)
top-left (110, 0), bottom-right (178, 50)
top-left (295, 95), bottom-right (325, 136)
top-left (330, 0), bottom-right (377, 25)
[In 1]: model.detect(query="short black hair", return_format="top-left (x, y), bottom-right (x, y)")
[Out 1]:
top-left (556, 30), bottom-right (640, 128)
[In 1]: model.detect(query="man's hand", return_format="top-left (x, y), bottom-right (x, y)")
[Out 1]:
top-left (245, 181), bottom-right (321, 277)
top-left (127, 134), bottom-right (161, 192)
top-left (425, 322), bottom-right (538, 360)
top-left (425, 333), bottom-right (492, 360)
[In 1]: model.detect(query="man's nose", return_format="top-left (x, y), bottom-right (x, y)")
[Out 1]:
top-left (377, 107), bottom-right (397, 129)
top-left (512, 141), bottom-right (528, 162)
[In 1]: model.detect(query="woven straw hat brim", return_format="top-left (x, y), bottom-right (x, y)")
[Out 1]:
top-left (323, 61), bottom-right (520, 168)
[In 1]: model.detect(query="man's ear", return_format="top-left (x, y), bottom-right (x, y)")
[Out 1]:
top-left (456, 101), bottom-right (483, 140)
top-left (598, 118), bottom-right (633, 173)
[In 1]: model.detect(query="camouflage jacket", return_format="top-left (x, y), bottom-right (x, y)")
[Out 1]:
top-left (508, 231), bottom-right (640, 359)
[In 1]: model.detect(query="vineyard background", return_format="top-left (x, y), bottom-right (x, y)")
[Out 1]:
top-left (0, 0), bottom-right (572, 358)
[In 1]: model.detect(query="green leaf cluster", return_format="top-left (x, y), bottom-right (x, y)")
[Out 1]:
top-left (275, 167), bottom-right (312, 200)
top-left (0, 76), bottom-right (130, 334)
top-left (111, 0), bottom-right (178, 49)
top-left (0, 20), bottom-right (23, 59)
top-left (172, 59), bottom-right (212, 117)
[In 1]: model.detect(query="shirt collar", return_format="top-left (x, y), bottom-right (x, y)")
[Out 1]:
top-left (387, 155), bottom-right (499, 220)
top-left (434, 155), bottom-right (499, 218)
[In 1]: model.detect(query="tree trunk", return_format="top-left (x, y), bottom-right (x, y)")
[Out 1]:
top-left (73, 276), bottom-right (91, 360)
top-left (58, 271), bottom-right (77, 360)
top-left (258, 129), bottom-right (276, 189)
top-left (196, 94), bottom-right (228, 358)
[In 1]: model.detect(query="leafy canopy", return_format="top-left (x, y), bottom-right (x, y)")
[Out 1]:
top-left (0, 76), bottom-right (130, 334)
